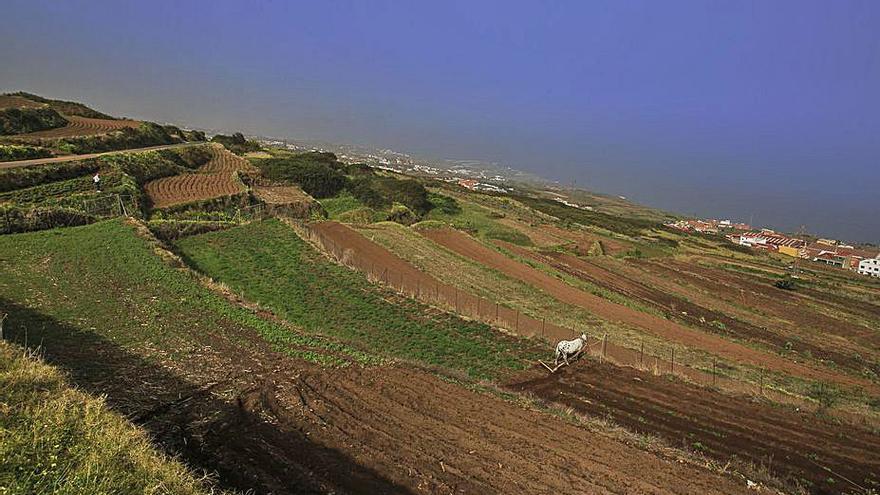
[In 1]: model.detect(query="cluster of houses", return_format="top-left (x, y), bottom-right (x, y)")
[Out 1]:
top-left (667, 217), bottom-right (879, 277)
top-left (667, 218), bottom-right (751, 234)
top-left (726, 230), bottom-right (880, 277)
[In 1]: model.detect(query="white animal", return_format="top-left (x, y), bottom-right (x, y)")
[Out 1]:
top-left (555, 333), bottom-right (588, 366)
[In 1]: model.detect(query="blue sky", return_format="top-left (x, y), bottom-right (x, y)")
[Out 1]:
top-left (2, 1), bottom-right (878, 242)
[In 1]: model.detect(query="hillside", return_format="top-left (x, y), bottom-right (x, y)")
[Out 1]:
top-left (1, 92), bottom-right (878, 495)
top-left (0, 339), bottom-right (221, 494)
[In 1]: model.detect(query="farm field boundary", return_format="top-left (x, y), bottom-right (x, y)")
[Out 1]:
top-left (301, 221), bottom-right (876, 404)
top-left (421, 227), bottom-right (878, 395)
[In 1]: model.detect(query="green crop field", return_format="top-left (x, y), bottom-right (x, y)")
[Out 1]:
top-left (0, 219), bottom-right (367, 367)
top-left (175, 219), bottom-right (541, 379)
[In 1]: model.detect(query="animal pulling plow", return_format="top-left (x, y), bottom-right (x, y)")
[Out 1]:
top-left (539, 333), bottom-right (589, 373)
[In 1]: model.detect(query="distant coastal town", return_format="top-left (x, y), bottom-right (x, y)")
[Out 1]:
top-left (667, 218), bottom-right (880, 277)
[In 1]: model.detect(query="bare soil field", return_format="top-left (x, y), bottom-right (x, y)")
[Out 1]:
top-left (17, 115), bottom-right (139, 138)
top-left (423, 228), bottom-right (878, 392)
top-left (509, 361), bottom-right (880, 494)
top-left (540, 224), bottom-right (632, 255)
top-left (144, 146), bottom-right (254, 208)
top-left (145, 172), bottom-right (244, 208)
top-left (506, 247), bottom-right (868, 375)
top-left (636, 259), bottom-right (880, 367)
top-left (253, 185), bottom-right (311, 204)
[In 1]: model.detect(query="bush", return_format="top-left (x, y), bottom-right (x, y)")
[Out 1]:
top-left (512, 195), bottom-right (658, 237)
top-left (53, 122), bottom-right (179, 154)
top-left (147, 219), bottom-right (236, 241)
top-left (774, 278), bottom-right (797, 291)
top-left (806, 381), bottom-right (841, 410)
top-left (257, 156), bottom-right (348, 198)
top-left (157, 144), bottom-right (213, 170)
top-left (386, 203), bottom-right (417, 225)
top-left (0, 107), bottom-right (68, 135)
top-left (429, 192), bottom-right (461, 215)
top-left (0, 205), bottom-right (96, 234)
top-left (211, 132), bottom-right (261, 155)
top-left (350, 176), bottom-right (432, 215)
top-left (0, 144), bottom-right (52, 162)
top-left (0, 160), bottom-right (98, 192)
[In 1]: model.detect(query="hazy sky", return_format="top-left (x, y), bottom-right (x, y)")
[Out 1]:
top-left (2, 1), bottom-right (878, 242)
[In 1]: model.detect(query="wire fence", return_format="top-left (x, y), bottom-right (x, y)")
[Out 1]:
top-left (298, 220), bottom-right (802, 404)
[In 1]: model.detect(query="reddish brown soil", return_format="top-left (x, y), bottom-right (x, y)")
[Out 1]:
top-left (423, 228), bottom-right (878, 393)
top-left (541, 224), bottom-right (632, 255)
top-left (254, 185), bottom-right (311, 204)
top-left (19, 115), bottom-right (140, 138)
top-left (144, 146), bottom-right (253, 208)
top-left (4, 292), bottom-right (752, 495)
top-left (505, 246), bottom-right (868, 375)
top-left (509, 361), bottom-right (880, 495)
top-left (639, 260), bottom-right (880, 358)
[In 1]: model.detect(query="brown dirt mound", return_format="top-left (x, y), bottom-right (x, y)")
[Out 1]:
top-left (18, 115), bottom-right (140, 138)
top-left (423, 228), bottom-right (878, 393)
top-left (509, 361), bottom-right (880, 495)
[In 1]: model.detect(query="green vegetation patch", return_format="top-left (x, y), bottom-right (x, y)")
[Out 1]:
top-left (54, 122), bottom-right (181, 155)
top-left (0, 107), bottom-right (68, 135)
top-left (0, 144), bottom-right (52, 162)
top-left (175, 219), bottom-right (538, 378)
top-left (0, 219), bottom-right (367, 367)
top-left (210, 132), bottom-right (261, 155)
top-left (424, 196), bottom-right (533, 246)
top-left (512, 195), bottom-right (659, 237)
top-left (0, 341), bottom-right (218, 495)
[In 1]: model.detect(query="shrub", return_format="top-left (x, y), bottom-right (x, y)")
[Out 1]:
top-left (429, 192), bottom-right (461, 215)
top-left (147, 219), bottom-right (237, 242)
top-left (512, 195), bottom-right (658, 237)
top-left (0, 144), bottom-right (52, 162)
top-left (774, 277), bottom-right (797, 291)
top-left (0, 160), bottom-right (98, 192)
top-left (157, 144), bottom-right (213, 170)
top-left (52, 122), bottom-right (179, 154)
top-left (0, 107), bottom-right (68, 135)
top-left (386, 203), bottom-right (417, 225)
top-left (257, 157), bottom-right (348, 198)
top-left (0, 205), bottom-right (96, 234)
top-left (806, 382), bottom-right (841, 410)
top-left (211, 132), bottom-right (261, 154)
top-left (350, 176), bottom-right (432, 215)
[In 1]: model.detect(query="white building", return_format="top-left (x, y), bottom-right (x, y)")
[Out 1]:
top-left (858, 258), bottom-right (880, 277)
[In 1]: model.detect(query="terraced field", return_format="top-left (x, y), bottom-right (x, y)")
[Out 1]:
top-left (18, 115), bottom-right (140, 138)
top-left (0, 219), bottom-right (759, 495)
top-left (144, 145), bottom-right (254, 208)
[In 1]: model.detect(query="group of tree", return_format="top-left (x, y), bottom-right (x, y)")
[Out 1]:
top-left (0, 107), bottom-right (68, 135)
top-left (210, 132), bottom-right (261, 155)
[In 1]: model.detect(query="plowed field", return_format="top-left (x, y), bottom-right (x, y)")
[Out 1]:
top-left (19, 115), bottom-right (139, 138)
top-left (503, 245), bottom-right (867, 374)
top-left (510, 362), bottom-right (880, 494)
top-left (422, 228), bottom-right (878, 392)
top-left (144, 146), bottom-right (254, 208)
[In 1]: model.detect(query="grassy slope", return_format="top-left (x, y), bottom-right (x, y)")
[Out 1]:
top-left (0, 341), bottom-right (218, 495)
top-left (423, 193), bottom-right (532, 245)
top-left (175, 219), bottom-right (540, 379)
top-left (0, 219), bottom-right (365, 367)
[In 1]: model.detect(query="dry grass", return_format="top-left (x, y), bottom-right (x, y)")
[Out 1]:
top-left (0, 340), bottom-right (222, 495)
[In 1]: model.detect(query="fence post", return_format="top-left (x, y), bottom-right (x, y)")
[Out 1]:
top-left (712, 357), bottom-right (717, 386)
top-left (670, 348), bottom-right (675, 374)
top-left (416, 279), bottom-right (420, 298)
top-left (455, 289), bottom-right (459, 312)
top-left (759, 368), bottom-right (764, 395)
top-left (515, 311), bottom-right (520, 332)
top-left (639, 342), bottom-right (644, 367)
top-left (541, 317), bottom-right (546, 338)
top-left (602, 334), bottom-right (607, 359)
top-left (495, 303), bottom-right (499, 323)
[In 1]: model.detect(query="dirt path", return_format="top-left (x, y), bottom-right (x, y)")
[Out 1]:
top-left (0, 142), bottom-right (201, 169)
top-left (144, 145), bottom-right (255, 208)
top-left (422, 228), bottom-right (879, 393)
top-left (509, 361), bottom-right (880, 494)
